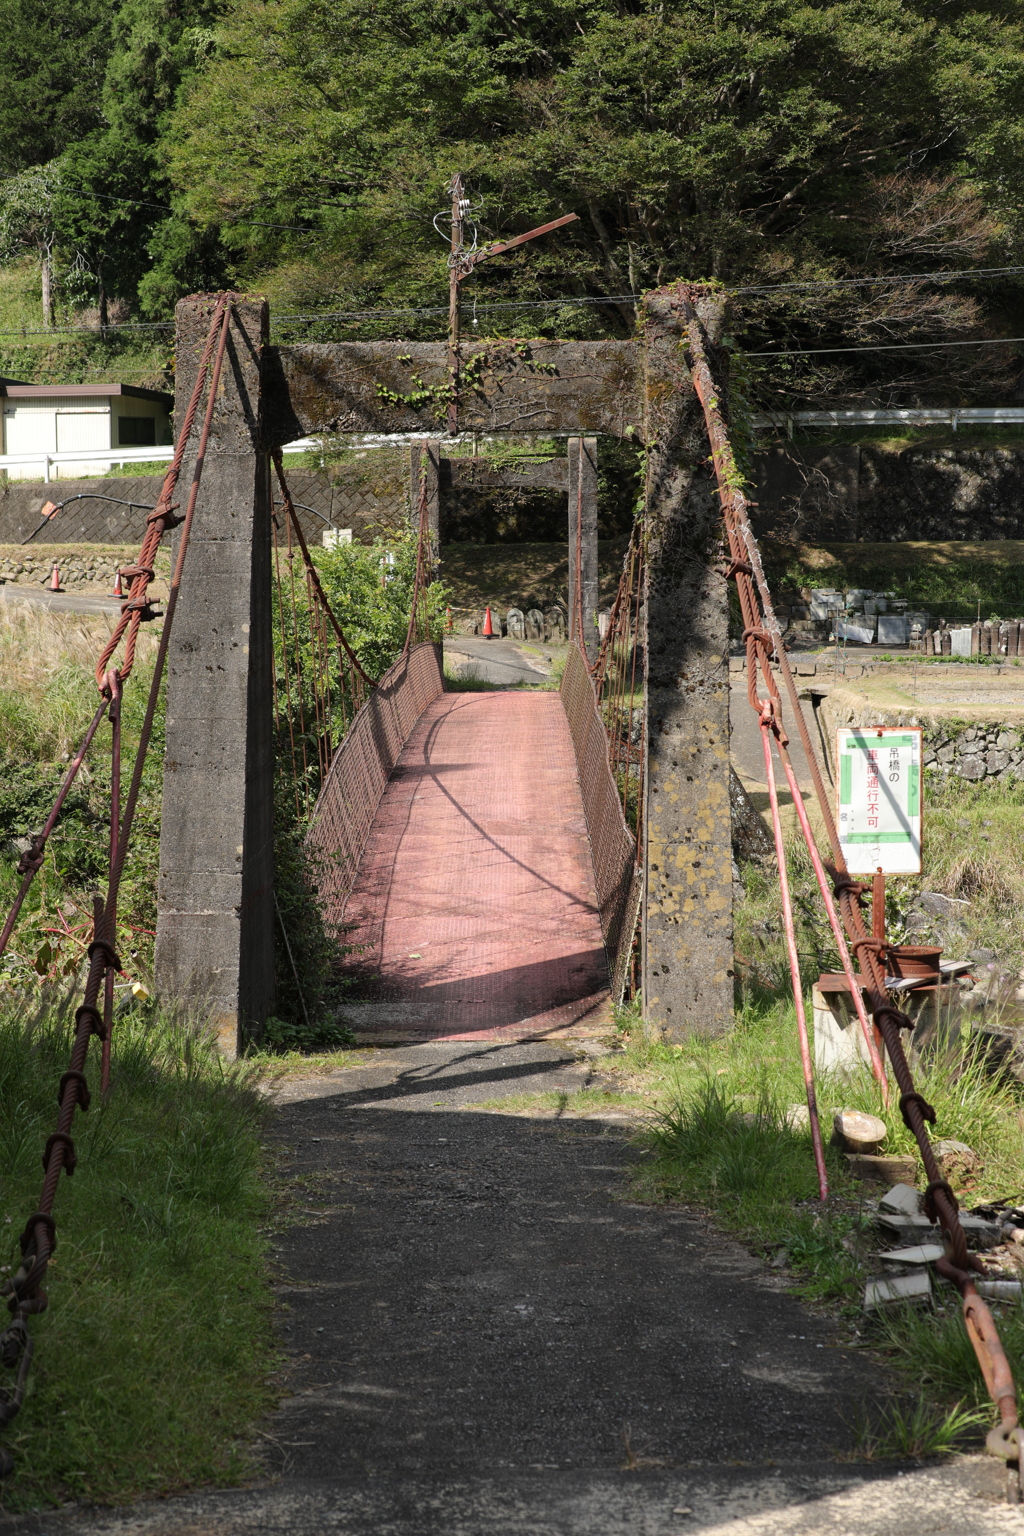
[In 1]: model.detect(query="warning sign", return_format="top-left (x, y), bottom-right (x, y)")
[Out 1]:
top-left (836, 726), bottom-right (922, 875)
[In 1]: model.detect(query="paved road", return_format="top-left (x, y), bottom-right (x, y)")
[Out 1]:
top-left (443, 637), bottom-right (556, 687)
top-left (0, 584), bottom-right (121, 617)
top-left (4, 1044), bottom-right (1016, 1536)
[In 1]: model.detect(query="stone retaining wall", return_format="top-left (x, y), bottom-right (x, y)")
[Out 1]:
top-left (818, 670), bottom-right (1024, 783)
top-left (752, 442), bottom-right (1024, 543)
top-left (0, 465), bottom-right (406, 548)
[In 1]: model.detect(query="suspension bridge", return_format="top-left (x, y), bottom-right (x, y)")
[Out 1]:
top-left (1, 287), bottom-right (1021, 1502)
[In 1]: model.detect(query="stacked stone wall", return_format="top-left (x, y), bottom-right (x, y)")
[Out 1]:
top-left (752, 443), bottom-right (1024, 543)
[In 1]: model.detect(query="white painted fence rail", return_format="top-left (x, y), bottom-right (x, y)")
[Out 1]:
top-left (751, 407), bottom-right (1024, 436)
top-left (0, 438), bottom-right (322, 483)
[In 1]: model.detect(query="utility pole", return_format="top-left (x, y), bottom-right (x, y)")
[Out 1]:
top-left (447, 174), bottom-right (469, 435)
top-left (445, 174), bottom-right (579, 435)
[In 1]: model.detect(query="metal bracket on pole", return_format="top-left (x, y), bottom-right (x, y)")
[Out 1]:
top-left (446, 175), bottom-right (578, 435)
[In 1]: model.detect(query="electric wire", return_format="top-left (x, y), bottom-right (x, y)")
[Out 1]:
top-left (748, 334), bottom-right (1024, 357)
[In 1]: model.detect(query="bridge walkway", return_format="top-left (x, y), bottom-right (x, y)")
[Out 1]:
top-left (339, 689), bottom-right (613, 1042)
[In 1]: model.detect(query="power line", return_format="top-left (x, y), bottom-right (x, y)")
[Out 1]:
top-left (747, 334), bottom-right (1024, 357)
top-left (734, 264), bottom-right (1024, 295)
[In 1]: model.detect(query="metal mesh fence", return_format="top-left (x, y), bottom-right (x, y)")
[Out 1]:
top-left (559, 642), bottom-right (638, 982)
top-left (305, 642), bottom-right (444, 931)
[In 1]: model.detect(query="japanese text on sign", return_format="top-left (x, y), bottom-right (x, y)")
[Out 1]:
top-left (836, 726), bottom-right (922, 875)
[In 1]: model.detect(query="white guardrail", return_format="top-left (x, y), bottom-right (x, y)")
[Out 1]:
top-left (751, 406), bottom-right (1024, 436)
top-left (0, 438), bottom-right (322, 483)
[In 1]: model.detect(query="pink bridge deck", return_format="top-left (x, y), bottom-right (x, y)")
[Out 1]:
top-left (340, 691), bottom-right (612, 1041)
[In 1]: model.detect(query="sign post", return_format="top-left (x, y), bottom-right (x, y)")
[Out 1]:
top-left (836, 727), bottom-right (923, 1034)
top-left (836, 727), bottom-right (923, 877)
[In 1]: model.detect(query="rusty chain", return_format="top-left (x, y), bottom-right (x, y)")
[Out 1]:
top-left (677, 286), bottom-right (1022, 1499)
top-left (0, 296), bottom-right (233, 1476)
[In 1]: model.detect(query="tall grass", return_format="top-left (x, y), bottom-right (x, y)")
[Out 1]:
top-left (0, 994), bottom-right (273, 1509)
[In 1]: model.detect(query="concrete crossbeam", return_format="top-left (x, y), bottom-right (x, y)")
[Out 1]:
top-left (264, 340), bottom-right (641, 442)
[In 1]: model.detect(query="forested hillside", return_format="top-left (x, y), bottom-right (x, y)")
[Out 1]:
top-left (4, 0), bottom-right (1024, 406)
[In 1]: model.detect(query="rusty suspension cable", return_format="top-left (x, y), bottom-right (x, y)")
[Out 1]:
top-left (271, 453), bottom-right (373, 690)
top-left (0, 297), bottom-right (232, 1472)
top-left (678, 286), bottom-right (1021, 1492)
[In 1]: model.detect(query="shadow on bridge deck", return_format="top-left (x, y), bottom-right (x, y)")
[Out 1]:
top-left (338, 691), bottom-right (612, 1042)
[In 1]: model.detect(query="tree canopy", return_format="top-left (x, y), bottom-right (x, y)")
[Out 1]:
top-left (5, 0), bottom-right (1024, 402)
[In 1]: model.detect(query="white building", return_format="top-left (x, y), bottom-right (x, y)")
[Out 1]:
top-left (0, 381), bottom-right (173, 481)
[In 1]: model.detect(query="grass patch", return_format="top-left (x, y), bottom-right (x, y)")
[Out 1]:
top-left (761, 538), bottom-right (1024, 621)
top-left (850, 1395), bottom-right (990, 1461)
top-left (613, 979), bottom-right (1024, 1410)
top-left (0, 996), bottom-right (274, 1509)
top-left (0, 603), bottom-right (164, 989)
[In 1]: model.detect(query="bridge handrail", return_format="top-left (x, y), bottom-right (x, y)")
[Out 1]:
top-left (305, 641), bottom-right (444, 931)
top-left (559, 643), bottom-right (638, 996)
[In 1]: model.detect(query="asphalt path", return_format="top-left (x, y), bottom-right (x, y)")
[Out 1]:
top-left (443, 637), bottom-right (556, 688)
top-left (0, 584), bottom-right (121, 617)
top-left (5, 1044), bottom-right (1015, 1536)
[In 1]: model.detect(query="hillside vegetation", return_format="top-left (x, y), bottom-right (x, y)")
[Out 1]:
top-left (4, 0), bottom-right (1024, 409)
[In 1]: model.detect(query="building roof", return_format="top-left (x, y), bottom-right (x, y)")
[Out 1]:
top-left (0, 382), bottom-right (172, 407)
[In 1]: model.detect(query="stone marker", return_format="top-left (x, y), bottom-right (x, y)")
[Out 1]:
top-left (833, 1108), bottom-right (887, 1154)
top-left (877, 613), bottom-right (907, 646)
top-left (506, 607), bottom-right (525, 641)
top-left (545, 606), bottom-right (566, 642)
top-left (879, 1182), bottom-right (923, 1216)
top-left (846, 1154), bottom-right (917, 1186)
top-left (864, 1271), bottom-right (932, 1311)
top-left (525, 608), bottom-right (545, 641)
top-left (785, 1103), bottom-right (810, 1132)
top-left (878, 1243), bottom-right (945, 1265)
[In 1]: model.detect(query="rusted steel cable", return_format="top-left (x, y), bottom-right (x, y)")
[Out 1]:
top-left (95, 297), bottom-right (230, 693)
top-left (0, 700), bottom-right (110, 964)
top-left (100, 669), bottom-right (122, 1094)
top-left (758, 706), bottom-right (829, 1198)
top-left (271, 454), bottom-right (375, 813)
top-left (270, 453), bottom-right (373, 690)
top-left (678, 285), bottom-right (1021, 1494)
top-left (0, 297), bottom-right (232, 1472)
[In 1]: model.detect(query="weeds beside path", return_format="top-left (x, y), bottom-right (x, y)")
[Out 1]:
top-left (0, 1000), bottom-right (275, 1512)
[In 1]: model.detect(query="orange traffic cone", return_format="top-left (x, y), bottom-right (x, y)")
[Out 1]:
top-left (445, 606), bottom-right (453, 633)
top-left (482, 606), bottom-right (494, 638)
top-left (49, 562), bottom-right (62, 592)
top-left (111, 569), bottom-right (123, 598)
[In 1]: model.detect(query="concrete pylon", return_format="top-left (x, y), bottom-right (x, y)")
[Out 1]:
top-left (567, 437), bottom-right (599, 665)
top-left (641, 286), bottom-right (733, 1038)
top-left (409, 440), bottom-right (441, 569)
top-left (154, 294), bottom-right (276, 1055)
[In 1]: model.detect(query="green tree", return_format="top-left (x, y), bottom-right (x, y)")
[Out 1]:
top-left (0, 0), bottom-right (111, 176)
top-left (0, 163), bottom-right (59, 325)
top-left (165, 0), bottom-right (1024, 401)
